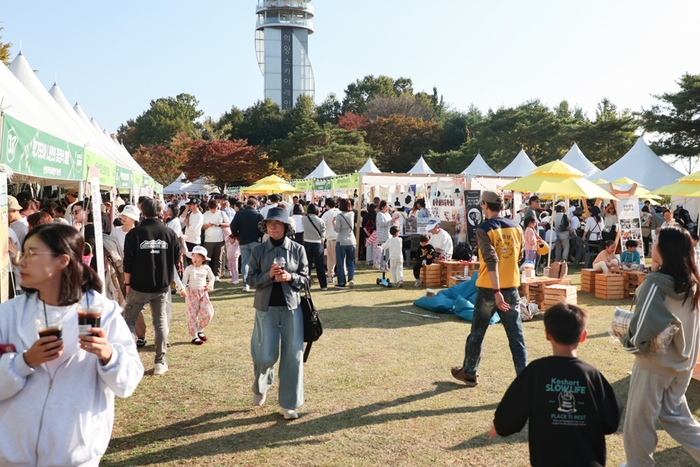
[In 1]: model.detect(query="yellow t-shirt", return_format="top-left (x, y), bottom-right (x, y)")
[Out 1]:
top-left (476, 217), bottom-right (523, 289)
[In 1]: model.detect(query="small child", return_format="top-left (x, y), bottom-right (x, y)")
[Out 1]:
top-left (381, 225), bottom-right (404, 287)
top-left (179, 246), bottom-right (216, 345)
top-left (413, 234), bottom-right (436, 287)
top-left (522, 215), bottom-right (541, 263)
top-left (620, 239), bottom-right (640, 270)
top-left (489, 303), bottom-right (623, 467)
top-left (226, 234), bottom-right (241, 284)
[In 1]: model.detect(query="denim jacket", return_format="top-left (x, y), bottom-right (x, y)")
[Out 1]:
top-left (247, 237), bottom-right (309, 311)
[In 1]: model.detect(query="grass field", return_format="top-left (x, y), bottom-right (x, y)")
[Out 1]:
top-left (101, 265), bottom-right (700, 466)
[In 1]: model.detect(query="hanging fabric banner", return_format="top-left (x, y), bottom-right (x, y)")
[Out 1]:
top-left (616, 195), bottom-right (645, 266)
top-left (465, 189), bottom-right (483, 247)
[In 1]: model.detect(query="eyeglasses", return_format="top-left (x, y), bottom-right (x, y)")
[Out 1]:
top-left (19, 249), bottom-right (55, 262)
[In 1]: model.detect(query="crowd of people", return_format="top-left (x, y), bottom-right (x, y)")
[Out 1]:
top-left (3, 185), bottom-right (700, 465)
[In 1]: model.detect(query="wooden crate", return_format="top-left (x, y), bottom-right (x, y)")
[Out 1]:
top-left (543, 284), bottom-right (578, 309)
top-left (519, 277), bottom-right (573, 311)
top-left (447, 275), bottom-right (471, 288)
top-left (440, 261), bottom-right (465, 285)
top-left (581, 268), bottom-right (601, 293)
top-left (594, 274), bottom-right (625, 299)
top-left (624, 271), bottom-right (646, 297)
top-left (420, 263), bottom-right (442, 287)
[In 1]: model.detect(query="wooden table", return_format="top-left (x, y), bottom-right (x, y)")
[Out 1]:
top-left (610, 270), bottom-right (647, 297)
top-left (436, 260), bottom-right (480, 286)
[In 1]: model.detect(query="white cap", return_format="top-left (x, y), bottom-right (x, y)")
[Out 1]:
top-left (120, 205), bottom-right (141, 221)
top-left (426, 221), bottom-right (439, 231)
top-left (187, 245), bottom-right (211, 260)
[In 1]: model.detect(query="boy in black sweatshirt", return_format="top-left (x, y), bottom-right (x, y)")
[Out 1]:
top-left (413, 234), bottom-right (436, 287)
top-left (489, 303), bottom-right (622, 467)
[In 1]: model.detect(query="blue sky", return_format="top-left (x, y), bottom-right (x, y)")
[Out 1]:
top-left (1, 0), bottom-right (698, 134)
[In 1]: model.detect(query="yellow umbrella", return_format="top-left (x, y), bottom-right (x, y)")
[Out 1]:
top-left (532, 160), bottom-right (585, 177)
top-left (589, 178), bottom-right (608, 184)
top-left (611, 176), bottom-right (640, 185)
top-left (243, 175), bottom-right (300, 194)
top-left (654, 180), bottom-right (700, 197)
top-left (501, 172), bottom-right (616, 199)
top-left (679, 171), bottom-right (700, 182)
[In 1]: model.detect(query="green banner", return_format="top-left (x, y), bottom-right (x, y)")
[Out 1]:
top-left (312, 178), bottom-right (332, 191)
top-left (132, 172), bottom-right (142, 189)
top-left (294, 179), bottom-right (313, 191)
top-left (2, 114), bottom-right (84, 180)
top-left (332, 173), bottom-right (360, 190)
top-left (84, 149), bottom-right (116, 187)
top-left (226, 186), bottom-right (240, 195)
top-left (116, 165), bottom-right (132, 189)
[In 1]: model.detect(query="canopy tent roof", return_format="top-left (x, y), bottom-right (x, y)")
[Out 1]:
top-left (359, 157), bottom-right (381, 174)
top-left (407, 156), bottom-right (435, 175)
top-left (597, 137), bottom-right (682, 190)
top-left (561, 143), bottom-right (601, 178)
top-left (162, 173), bottom-right (192, 194)
top-left (461, 152), bottom-right (496, 176)
top-left (498, 149), bottom-right (536, 177)
top-left (304, 159), bottom-right (336, 179)
top-left (183, 176), bottom-right (219, 195)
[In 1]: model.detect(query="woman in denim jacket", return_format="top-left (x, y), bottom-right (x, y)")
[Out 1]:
top-left (247, 207), bottom-right (309, 420)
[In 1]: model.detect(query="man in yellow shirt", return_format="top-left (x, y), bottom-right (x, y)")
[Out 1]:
top-left (451, 190), bottom-right (526, 387)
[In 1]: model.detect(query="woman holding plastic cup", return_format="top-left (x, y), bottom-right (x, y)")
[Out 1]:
top-left (247, 207), bottom-right (309, 420)
top-left (0, 223), bottom-right (144, 466)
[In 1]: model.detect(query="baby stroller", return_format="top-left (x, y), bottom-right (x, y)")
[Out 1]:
top-left (376, 246), bottom-right (392, 287)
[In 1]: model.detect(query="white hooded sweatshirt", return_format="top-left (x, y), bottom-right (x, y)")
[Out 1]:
top-left (0, 291), bottom-right (144, 466)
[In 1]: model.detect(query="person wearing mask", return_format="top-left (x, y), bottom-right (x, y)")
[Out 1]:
top-left (231, 198), bottom-right (264, 292)
top-left (321, 198), bottom-right (340, 283)
top-left (0, 223), bottom-right (143, 466)
top-left (202, 199), bottom-right (230, 281)
top-left (333, 198), bottom-right (357, 289)
top-left (247, 208), bottom-right (309, 420)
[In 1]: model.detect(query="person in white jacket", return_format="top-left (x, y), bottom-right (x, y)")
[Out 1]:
top-left (0, 223), bottom-right (143, 467)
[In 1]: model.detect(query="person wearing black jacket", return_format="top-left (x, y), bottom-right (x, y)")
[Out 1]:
top-left (123, 197), bottom-right (181, 376)
top-left (231, 198), bottom-right (264, 292)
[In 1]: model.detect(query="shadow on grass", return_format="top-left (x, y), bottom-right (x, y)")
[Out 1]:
top-left (102, 382), bottom-right (493, 466)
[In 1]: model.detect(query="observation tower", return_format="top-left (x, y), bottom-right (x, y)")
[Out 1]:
top-left (255, 0), bottom-right (315, 110)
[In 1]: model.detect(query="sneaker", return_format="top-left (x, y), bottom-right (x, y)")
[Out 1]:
top-left (397, 281), bottom-right (403, 288)
top-left (253, 392), bottom-right (267, 406)
top-left (334, 284), bottom-right (347, 289)
top-left (215, 276), bottom-right (221, 282)
top-left (279, 408), bottom-right (299, 420)
top-left (451, 367), bottom-right (478, 387)
top-left (230, 280), bottom-right (239, 285)
top-left (154, 362), bottom-right (169, 376)
top-left (414, 279), bottom-right (422, 287)
top-left (136, 337), bottom-right (147, 348)
top-left (321, 287), bottom-right (328, 291)
top-left (243, 284), bottom-right (251, 292)
top-left (348, 280), bottom-right (355, 288)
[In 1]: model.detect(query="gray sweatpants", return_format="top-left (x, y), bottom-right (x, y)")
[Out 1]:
top-left (623, 359), bottom-right (700, 466)
top-left (124, 289), bottom-right (169, 365)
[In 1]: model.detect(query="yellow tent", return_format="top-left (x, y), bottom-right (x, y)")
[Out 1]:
top-left (242, 175), bottom-right (300, 194)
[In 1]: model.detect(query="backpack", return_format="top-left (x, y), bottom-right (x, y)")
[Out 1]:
top-left (452, 242), bottom-right (474, 261)
top-left (102, 235), bottom-right (127, 307)
top-left (557, 214), bottom-right (569, 232)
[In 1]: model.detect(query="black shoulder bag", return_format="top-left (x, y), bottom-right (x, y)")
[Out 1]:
top-left (301, 281), bottom-right (323, 362)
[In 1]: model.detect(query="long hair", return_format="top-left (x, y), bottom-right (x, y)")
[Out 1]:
top-left (22, 223), bottom-right (103, 305)
top-left (590, 206), bottom-right (602, 224)
top-left (656, 227), bottom-right (700, 305)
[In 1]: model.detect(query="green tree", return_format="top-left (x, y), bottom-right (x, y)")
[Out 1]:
top-left (365, 94), bottom-right (435, 121)
top-left (235, 98), bottom-right (289, 147)
top-left (578, 98), bottom-right (638, 168)
top-left (365, 115), bottom-right (442, 172)
top-left (117, 93), bottom-right (203, 153)
top-left (341, 75), bottom-right (414, 115)
top-left (316, 93), bottom-right (342, 125)
top-left (0, 26), bottom-right (12, 66)
top-left (641, 73), bottom-right (700, 172)
top-left (270, 120), bottom-right (372, 178)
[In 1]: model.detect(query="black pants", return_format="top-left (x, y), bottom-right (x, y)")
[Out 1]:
top-left (203, 241), bottom-right (225, 277)
top-left (304, 241), bottom-right (327, 289)
top-left (413, 262), bottom-right (422, 280)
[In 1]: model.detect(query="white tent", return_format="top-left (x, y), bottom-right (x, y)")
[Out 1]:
top-left (359, 157), bottom-right (381, 174)
top-left (305, 158), bottom-right (336, 179)
top-left (597, 137), bottom-right (683, 191)
top-left (162, 173), bottom-right (192, 195)
top-left (407, 156), bottom-right (435, 175)
top-left (498, 148), bottom-right (536, 177)
top-left (186, 177), bottom-right (220, 195)
top-left (462, 152), bottom-right (496, 176)
top-left (561, 143), bottom-right (601, 179)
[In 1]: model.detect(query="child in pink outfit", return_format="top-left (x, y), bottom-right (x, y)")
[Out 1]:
top-left (179, 246), bottom-right (216, 345)
top-left (226, 234), bottom-right (241, 284)
top-left (523, 216), bottom-right (541, 262)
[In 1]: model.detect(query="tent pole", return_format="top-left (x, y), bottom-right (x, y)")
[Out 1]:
top-left (548, 194), bottom-right (557, 268)
top-left (355, 174), bottom-right (363, 261)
